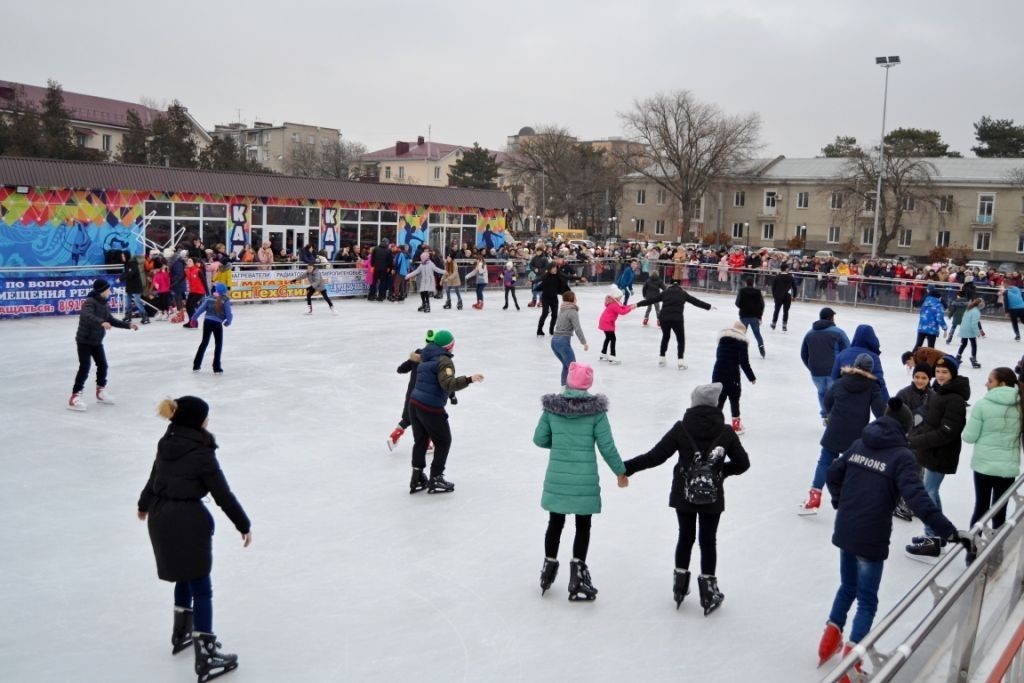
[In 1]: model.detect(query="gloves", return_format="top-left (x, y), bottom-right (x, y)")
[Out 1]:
top-left (948, 530), bottom-right (976, 555)
top-left (913, 414), bottom-right (924, 427)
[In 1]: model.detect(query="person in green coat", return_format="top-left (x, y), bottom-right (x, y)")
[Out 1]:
top-left (963, 366), bottom-right (1023, 560)
top-left (533, 361), bottom-right (628, 601)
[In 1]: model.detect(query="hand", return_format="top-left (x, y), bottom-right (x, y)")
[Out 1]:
top-left (617, 474), bottom-right (629, 488)
top-left (242, 532), bottom-right (253, 548)
top-left (102, 322), bottom-right (112, 330)
top-left (471, 374), bottom-right (484, 383)
top-left (949, 530), bottom-right (975, 555)
top-left (137, 511), bottom-right (147, 521)
top-left (583, 343), bottom-right (590, 352)
top-left (225, 321), bottom-right (231, 327)
top-left (130, 324), bottom-right (139, 331)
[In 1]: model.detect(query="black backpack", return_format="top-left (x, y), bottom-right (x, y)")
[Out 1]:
top-left (680, 430), bottom-right (726, 506)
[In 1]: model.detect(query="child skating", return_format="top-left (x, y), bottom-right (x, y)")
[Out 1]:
top-left (68, 278), bottom-right (138, 411)
top-left (406, 252), bottom-right (446, 313)
top-left (502, 261), bottom-right (520, 310)
top-left (388, 346), bottom-right (421, 452)
top-left (441, 255), bottom-right (463, 310)
top-left (290, 263), bottom-right (335, 314)
top-left (598, 286), bottom-right (635, 364)
top-left (190, 283), bottom-right (233, 374)
top-left (467, 256), bottom-right (488, 310)
top-left (955, 299), bottom-right (985, 369)
top-left (712, 321), bottom-right (757, 434)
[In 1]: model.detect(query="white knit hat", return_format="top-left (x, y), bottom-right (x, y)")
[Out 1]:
top-left (608, 285), bottom-right (624, 300)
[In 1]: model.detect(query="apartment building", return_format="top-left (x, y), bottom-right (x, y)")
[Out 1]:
top-left (210, 121), bottom-right (342, 174)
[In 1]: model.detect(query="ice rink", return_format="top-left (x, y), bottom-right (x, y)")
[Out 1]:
top-left (1, 286), bottom-right (1017, 682)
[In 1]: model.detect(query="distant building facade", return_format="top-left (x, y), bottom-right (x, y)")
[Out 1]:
top-left (210, 121), bottom-right (342, 174)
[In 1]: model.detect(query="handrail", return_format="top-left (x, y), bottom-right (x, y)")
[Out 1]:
top-left (986, 619), bottom-right (1024, 683)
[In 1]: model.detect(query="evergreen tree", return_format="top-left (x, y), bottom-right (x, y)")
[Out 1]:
top-left (883, 127), bottom-right (958, 157)
top-left (199, 135), bottom-right (270, 172)
top-left (116, 109), bottom-right (150, 164)
top-left (39, 79), bottom-right (76, 159)
top-left (821, 135), bottom-right (861, 157)
top-left (1, 85), bottom-right (43, 157)
top-left (447, 143), bottom-right (500, 189)
top-left (148, 102), bottom-right (198, 168)
top-left (972, 116), bottom-right (1024, 158)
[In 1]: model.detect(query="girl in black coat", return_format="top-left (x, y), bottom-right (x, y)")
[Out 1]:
top-left (623, 383), bottom-right (750, 615)
top-left (138, 396), bottom-right (251, 681)
top-left (712, 321), bottom-right (757, 434)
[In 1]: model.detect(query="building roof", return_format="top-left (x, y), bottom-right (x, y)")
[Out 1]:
top-left (362, 140), bottom-right (466, 162)
top-left (0, 80), bottom-right (212, 141)
top-left (751, 157), bottom-right (1024, 183)
top-left (0, 156), bottom-right (512, 210)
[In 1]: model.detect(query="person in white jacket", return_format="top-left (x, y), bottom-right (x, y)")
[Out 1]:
top-left (406, 252), bottom-right (446, 313)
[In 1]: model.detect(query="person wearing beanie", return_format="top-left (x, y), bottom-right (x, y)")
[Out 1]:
top-left (713, 321), bottom-right (757, 434)
top-left (551, 291), bottom-right (589, 385)
top-left (818, 404), bottom-right (968, 671)
top-left (770, 262), bottom-right (798, 332)
top-left (408, 329), bottom-right (484, 493)
top-left (615, 259), bottom-right (638, 304)
top-left (906, 354), bottom-right (971, 558)
top-left (501, 261), bottom-right (520, 311)
top-left (290, 263), bottom-right (336, 315)
top-left (622, 382), bottom-right (750, 614)
top-left (190, 282), bottom-right (233, 373)
top-left (534, 362), bottom-right (628, 601)
top-left (67, 278), bottom-right (138, 411)
top-left (801, 308), bottom-right (851, 423)
top-left (598, 287), bottom-right (635, 364)
top-left (830, 324), bottom-right (890, 402)
top-left (891, 362), bottom-right (937, 521)
top-left (641, 270), bottom-right (665, 327)
top-left (465, 255), bottom-right (488, 310)
top-left (405, 252), bottom-right (446, 313)
top-left (734, 275), bottom-right (766, 358)
top-left (915, 285), bottom-right (948, 349)
top-left (955, 298), bottom-right (985, 369)
top-left (799, 353), bottom-right (885, 515)
top-left (138, 396), bottom-right (251, 679)
top-left (441, 254), bottom-right (463, 310)
top-left (536, 263), bottom-right (571, 335)
top-left (634, 277), bottom-right (714, 370)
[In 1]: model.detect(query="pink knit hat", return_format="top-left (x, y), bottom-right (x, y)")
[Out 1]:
top-left (566, 362), bottom-right (594, 390)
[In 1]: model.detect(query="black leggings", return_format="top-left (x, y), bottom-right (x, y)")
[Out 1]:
top-left (717, 381), bottom-right (741, 418)
top-left (971, 471), bottom-right (1015, 529)
top-left (676, 509), bottom-right (721, 575)
top-left (538, 298), bottom-right (558, 333)
top-left (771, 297), bottom-right (791, 325)
top-left (545, 513), bottom-right (592, 562)
top-left (914, 332), bottom-right (937, 349)
top-left (409, 403), bottom-right (452, 477)
top-left (957, 337), bottom-right (978, 358)
top-left (306, 287), bottom-right (333, 307)
top-left (1010, 309), bottom-right (1024, 338)
top-left (73, 342), bottom-right (108, 393)
top-left (660, 320), bottom-right (686, 358)
top-left (602, 331), bottom-right (617, 356)
top-left (504, 286), bottom-right (519, 308)
top-left (193, 320), bottom-right (224, 371)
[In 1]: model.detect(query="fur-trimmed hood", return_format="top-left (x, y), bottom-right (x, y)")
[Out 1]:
top-left (409, 351), bottom-right (421, 363)
top-left (541, 391), bottom-right (609, 416)
top-left (840, 366), bottom-right (878, 381)
top-left (718, 327), bottom-right (748, 343)
top-left (559, 302), bottom-right (579, 312)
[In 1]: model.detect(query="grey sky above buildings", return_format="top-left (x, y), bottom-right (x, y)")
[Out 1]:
top-left (9, 0), bottom-right (1024, 159)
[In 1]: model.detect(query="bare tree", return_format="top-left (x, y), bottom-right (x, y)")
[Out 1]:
top-left (320, 139), bottom-right (367, 179)
top-left (619, 91), bottom-right (761, 235)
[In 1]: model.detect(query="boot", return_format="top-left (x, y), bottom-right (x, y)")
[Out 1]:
top-left (95, 386), bottom-right (116, 405)
top-left (443, 301), bottom-right (451, 309)
top-left (731, 417), bottom-right (744, 434)
top-left (427, 474), bottom-right (455, 494)
top-left (193, 632), bottom-right (238, 682)
top-left (673, 569), bottom-right (691, 609)
top-left (387, 426), bottom-right (405, 452)
top-left (971, 357), bottom-right (981, 369)
top-left (677, 359), bottom-right (687, 370)
top-left (171, 607), bottom-right (193, 655)
top-left (658, 356), bottom-right (666, 367)
top-left (539, 558), bottom-right (559, 595)
top-left (457, 301), bottom-right (463, 310)
top-left (537, 328), bottom-right (545, 337)
top-left (697, 574), bottom-right (723, 616)
top-left (818, 621), bottom-right (843, 667)
top-left (67, 392), bottom-right (86, 412)
top-left (782, 323), bottom-right (788, 332)
top-left (305, 305), bottom-right (313, 315)
top-left (568, 559), bottom-right (598, 601)
top-left (409, 468), bottom-right (428, 494)
top-left (893, 498), bottom-right (913, 521)
top-left (607, 355), bottom-right (621, 365)
top-left (527, 300), bottom-right (537, 308)
top-left (798, 488), bottom-right (822, 516)
top-left (770, 322), bottom-right (776, 330)
top-left (758, 344), bottom-right (765, 359)
top-left (642, 318), bottom-right (649, 326)
top-left (141, 313), bottom-right (151, 325)
top-left (423, 300), bottom-right (431, 313)
top-left (838, 644), bottom-right (863, 683)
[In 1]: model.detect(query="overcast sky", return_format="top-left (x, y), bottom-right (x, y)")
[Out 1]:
top-left (8, 0), bottom-right (1023, 158)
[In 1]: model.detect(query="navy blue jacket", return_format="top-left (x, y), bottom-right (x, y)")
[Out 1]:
top-left (821, 368), bottom-right (886, 453)
top-left (827, 416), bottom-right (956, 560)
top-left (712, 328), bottom-right (756, 386)
top-left (409, 343), bottom-right (472, 410)
top-left (801, 320), bottom-right (850, 376)
top-left (830, 324), bottom-right (889, 401)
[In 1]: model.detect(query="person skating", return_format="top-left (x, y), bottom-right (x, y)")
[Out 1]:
top-left (1006, 285), bottom-right (1024, 341)
top-left (641, 271), bottom-right (665, 326)
top-left (405, 252), bottom-right (446, 313)
top-left (533, 362), bottom-right (629, 601)
top-left (818, 399), bottom-right (970, 674)
top-left (713, 321), bottom-right (757, 434)
top-left (914, 284), bottom-right (947, 349)
top-left (616, 260), bottom-right (638, 304)
top-left (830, 324), bottom-right (890, 401)
top-left (501, 261), bottom-right (520, 310)
top-left (138, 396), bottom-right (251, 682)
top-left (527, 248), bottom-right (550, 308)
top-left (892, 363), bottom-right (936, 521)
top-left (388, 346), bottom-right (421, 452)
top-left (121, 250), bottom-right (150, 324)
top-left (801, 307), bottom-right (851, 424)
top-left (190, 283), bottom-right (233, 374)
top-left (955, 299), bottom-right (985, 369)
top-left (551, 291), bottom-right (589, 385)
top-left (770, 262), bottom-right (798, 331)
top-left (536, 264), bottom-right (570, 336)
top-left (799, 354), bottom-right (886, 515)
top-left (622, 383), bottom-right (750, 614)
top-left (441, 255), bottom-right (463, 310)
top-left (290, 263), bottom-right (335, 314)
top-left (945, 290), bottom-right (968, 344)
top-left (735, 275), bottom-right (766, 358)
top-left (68, 278), bottom-right (138, 411)
top-left (407, 329), bottom-right (483, 493)
top-left (466, 255), bottom-right (488, 310)
top-left (634, 278), bottom-right (714, 370)
top-left (598, 286), bottom-right (634, 364)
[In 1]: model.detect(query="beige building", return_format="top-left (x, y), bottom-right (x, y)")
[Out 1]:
top-left (210, 121), bottom-right (342, 174)
top-left (0, 79), bottom-right (211, 157)
top-left (359, 137), bottom-right (505, 187)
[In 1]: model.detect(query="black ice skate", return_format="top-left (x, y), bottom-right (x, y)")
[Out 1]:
top-left (673, 569), bottom-right (691, 610)
top-left (193, 632), bottom-right (238, 682)
top-left (171, 607), bottom-right (194, 654)
top-left (409, 468), bottom-right (428, 494)
top-left (457, 301), bottom-right (463, 310)
top-left (443, 301), bottom-right (452, 309)
top-left (539, 558), bottom-right (559, 596)
top-left (697, 574), bottom-right (724, 616)
top-left (427, 474), bottom-right (454, 494)
top-left (893, 498), bottom-right (913, 522)
top-left (567, 560), bottom-right (597, 601)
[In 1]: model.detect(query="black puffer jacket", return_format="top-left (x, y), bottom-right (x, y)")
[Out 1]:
top-left (75, 292), bottom-right (130, 345)
top-left (712, 327), bottom-right (755, 386)
top-left (623, 404), bottom-right (750, 513)
top-left (642, 274), bottom-right (664, 300)
top-left (772, 272), bottom-right (797, 301)
top-left (123, 257), bottom-right (144, 294)
top-left (821, 367), bottom-right (886, 453)
top-left (538, 271), bottom-right (570, 300)
top-left (138, 426), bottom-right (250, 582)
top-left (909, 375), bottom-right (971, 474)
top-left (734, 286), bottom-right (764, 319)
top-left (635, 285), bottom-right (711, 323)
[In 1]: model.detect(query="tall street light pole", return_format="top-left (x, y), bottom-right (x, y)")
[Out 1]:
top-left (871, 55), bottom-right (900, 259)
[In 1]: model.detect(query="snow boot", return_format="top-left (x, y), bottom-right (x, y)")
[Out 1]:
top-left (409, 468), bottom-right (428, 494)
top-left (673, 569), bottom-right (691, 609)
top-left (731, 417), bottom-right (744, 434)
top-left (171, 607), bottom-right (193, 655)
top-left (96, 386), bottom-right (116, 405)
top-left (798, 488), bottom-right (822, 516)
top-left (818, 621), bottom-right (843, 667)
top-left (697, 574), bottom-right (724, 616)
top-left (387, 426), bottom-right (405, 452)
top-left (193, 632), bottom-right (238, 682)
top-left (539, 558), bottom-right (559, 596)
top-left (67, 392), bottom-right (86, 412)
top-left (427, 474), bottom-right (455, 494)
top-left (568, 559), bottom-right (597, 601)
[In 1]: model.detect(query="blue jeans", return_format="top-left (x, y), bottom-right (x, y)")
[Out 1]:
top-left (923, 469), bottom-right (945, 536)
top-left (174, 574), bottom-right (213, 633)
top-left (445, 286), bottom-right (462, 305)
top-left (740, 317), bottom-right (764, 347)
top-left (550, 335), bottom-right (576, 386)
top-left (813, 447), bottom-right (839, 491)
top-left (127, 293), bottom-right (146, 317)
top-left (475, 283), bottom-right (485, 301)
top-left (811, 376), bottom-right (834, 417)
top-left (621, 287), bottom-right (631, 305)
top-left (829, 550), bottom-right (884, 644)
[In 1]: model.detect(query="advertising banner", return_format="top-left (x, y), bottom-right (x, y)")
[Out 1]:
top-left (229, 268), bottom-right (368, 302)
top-left (0, 274), bottom-right (126, 318)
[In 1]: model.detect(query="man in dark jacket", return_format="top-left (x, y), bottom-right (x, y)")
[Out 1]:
top-left (636, 280), bottom-right (714, 370)
top-left (641, 272), bottom-right (665, 326)
top-left (801, 307), bottom-right (851, 420)
top-left (528, 249), bottom-right (550, 307)
top-left (122, 251), bottom-right (149, 324)
top-left (831, 324), bottom-right (889, 401)
top-left (68, 278), bottom-right (137, 411)
top-left (770, 263), bottom-right (798, 331)
top-left (799, 354), bottom-right (885, 515)
top-left (169, 250), bottom-right (187, 316)
top-left (370, 239), bottom-right (393, 301)
top-left (818, 402), bottom-right (967, 669)
top-left (536, 265), bottom-right (570, 336)
top-left (735, 275), bottom-right (766, 358)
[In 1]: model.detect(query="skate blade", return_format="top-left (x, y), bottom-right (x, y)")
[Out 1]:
top-left (171, 641), bottom-right (193, 655)
top-left (66, 405), bottom-right (87, 412)
top-left (903, 551), bottom-right (941, 565)
top-left (703, 602), bottom-right (723, 616)
top-left (426, 487), bottom-right (454, 494)
top-left (796, 508), bottom-right (819, 517)
top-left (386, 440), bottom-right (397, 452)
top-left (568, 594), bottom-right (596, 602)
top-left (198, 663), bottom-right (238, 683)
top-left (409, 486), bottom-right (426, 494)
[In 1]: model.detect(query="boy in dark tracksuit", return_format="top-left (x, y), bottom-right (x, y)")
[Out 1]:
top-left (641, 272), bottom-right (665, 326)
top-left (68, 278), bottom-right (138, 411)
top-left (387, 348), bottom-right (421, 451)
top-left (635, 281), bottom-right (713, 370)
top-left (734, 276), bottom-right (766, 357)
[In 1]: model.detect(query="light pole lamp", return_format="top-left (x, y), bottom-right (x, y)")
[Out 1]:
top-left (871, 55), bottom-right (900, 259)
top-left (744, 221), bottom-right (750, 252)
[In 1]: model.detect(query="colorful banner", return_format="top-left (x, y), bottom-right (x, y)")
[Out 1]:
top-left (229, 268), bottom-right (368, 301)
top-left (0, 274), bottom-right (126, 318)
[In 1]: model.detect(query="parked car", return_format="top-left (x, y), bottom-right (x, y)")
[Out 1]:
top-left (813, 250), bottom-right (835, 259)
top-left (965, 259), bottom-right (990, 271)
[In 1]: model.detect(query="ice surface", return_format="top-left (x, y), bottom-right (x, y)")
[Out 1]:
top-left (0, 288), bottom-right (1014, 682)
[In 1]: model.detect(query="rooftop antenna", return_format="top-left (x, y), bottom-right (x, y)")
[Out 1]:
top-left (428, 124), bottom-right (432, 157)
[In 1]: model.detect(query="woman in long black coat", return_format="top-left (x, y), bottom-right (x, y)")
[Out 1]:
top-left (138, 396), bottom-right (251, 681)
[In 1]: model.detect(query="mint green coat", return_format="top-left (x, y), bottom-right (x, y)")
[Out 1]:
top-left (533, 390), bottom-right (626, 515)
top-left (963, 385), bottom-right (1022, 478)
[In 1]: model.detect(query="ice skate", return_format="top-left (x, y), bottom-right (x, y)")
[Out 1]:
top-left (658, 356), bottom-right (666, 367)
top-left (409, 468), bottom-right (428, 494)
top-left (798, 488), bottom-right (821, 516)
top-left (677, 359), bottom-right (687, 370)
top-left (539, 558), bottom-right (559, 595)
top-left (697, 575), bottom-right (723, 616)
top-left (731, 417), bottom-right (744, 434)
top-left (329, 306), bottom-right (337, 315)
top-left (527, 300), bottom-right (536, 308)
top-left (427, 474), bottom-right (455, 494)
top-left (818, 621), bottom-right (843, 667)
top-left (443, 302), bottom-right (451, 309)
top-left (839, 644), bottom-right (863, 682)
top-left (970, 357), bottom-right (981, 369)
top-left (642, 318), bottom-right (649, 326)
top-left (95, 386), bottom-right (116, 405)
top-left (537, 329), bottom-right (545, 337)
top-left (673, 569), bottom-right (691, 609)
top-left (770, 322), bottom-right (776, 330)
top-left (905, 537), bottom-right (945, 563)
top-left (893, 499), bottom-right (913, 521)
top-left (567, 560), bottom-right (597, 601)
top-left (304, 305), bottom-right (312, 315)
top-left (782, 324), bottom-right (788, 332)
top-left (386, 426), bottom-right (405, 452)
top-left (457, 301), bottom-right (463, 310)
top-left (171, 607), bottom-right (193, 655)
top-left (67, 392), bottom-right (86, 412)
top-left (193, 632), bottom-right (238, 682)
top-left (758, 344), bottom-right (765, 359)
top-left (607, 356), bottom-right (621, 365)
top-left (598, 354), bottom-right (608, 362)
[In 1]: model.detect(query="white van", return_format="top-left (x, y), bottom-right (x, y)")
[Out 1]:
top-left (814, 250), bottom-right (834, 259)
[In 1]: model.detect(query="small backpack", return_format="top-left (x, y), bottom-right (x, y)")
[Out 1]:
top-left (680, 430), bottom-right (726, 506)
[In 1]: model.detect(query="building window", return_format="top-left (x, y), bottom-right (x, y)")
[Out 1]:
top-left (898, 229), bottom-right (912, 247)
top-left (762, 223), bottom-right (775, 240)
top-left (689, 198), bottom-right (703, 222)
top-left (101, 134), bottom-right (112, 152)
top-left (307, 134), bottom-right (315, 145)
top-left (977, 194), bottom-right (995, 224)
top-left (936, 230), bottom-right (950, 247)
top-left (1017, 234), bottom-right (1024, 253)
top-left (827, 226), bottom-right (841, 244)
top-left (384, 166), bottom-right (391, 179)
top-left (794, 224), bottom-right (807, 239)
top-left (940, 195), bottom-right (954, 213)
top-left (291, 133), bottom-right (300, 143)
top-left (656, 189), bottom-right (667, 205)
top-left (734, 191), bottom-right (745, 207)
top-left (861, 226), bottom-right (875, 245)
top-left (145, 201), bottom-right (228, 247)
top-left (732, 222), bottom-right (745, 239)
top-left (398, 166), bottom-right (405, 180)
top-left (975, 231), bottom-right (992, 251)
top-left (901, 196), bottom-right (916, 211)
top-left (864, 192), bottom-right (876, 212)
top-left (797, 192), bottom-right (809, 209)
top-left (636, 189), bottom-right (646, 205)
top-left (830, 192), bottom-right (843, 210)
top-left (75, 134), bottom-right (87, 147)
top-left (434, 166), bottom-right (441, 180)
top-left (763, 190), bottom-right (778, 213)
top-left (655, 220), bottom-right (666, 235)
top-left (635, 218), bottom-right (645, 233)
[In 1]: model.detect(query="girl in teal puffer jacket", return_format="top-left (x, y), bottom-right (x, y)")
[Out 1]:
top-left (963, 367), bottom-right (1023, 536)
top-left (955, 299), bottom-right (985, 369)
top-left (533, 362), bottom-right (628, 601)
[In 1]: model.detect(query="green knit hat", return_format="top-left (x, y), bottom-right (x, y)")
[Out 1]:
top-left (427, 329), bottom-right (454, 348)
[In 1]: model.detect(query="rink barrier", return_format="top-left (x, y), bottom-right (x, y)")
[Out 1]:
top-left (822, 475), bottom-right (1024, 682)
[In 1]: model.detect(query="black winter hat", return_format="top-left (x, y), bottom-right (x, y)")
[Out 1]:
top-left (912, 363), bottom-right (934, 378)
top-left (820, 307), bottom-right (836, 320)
top-left (92, 278), bottom-right (110, 294)
top-left (885, 397), bottom-right (914, 434)
top-left (936, 355), bottom-right (959, 377)
top-left (170, 396), bottom-right (209, 430)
